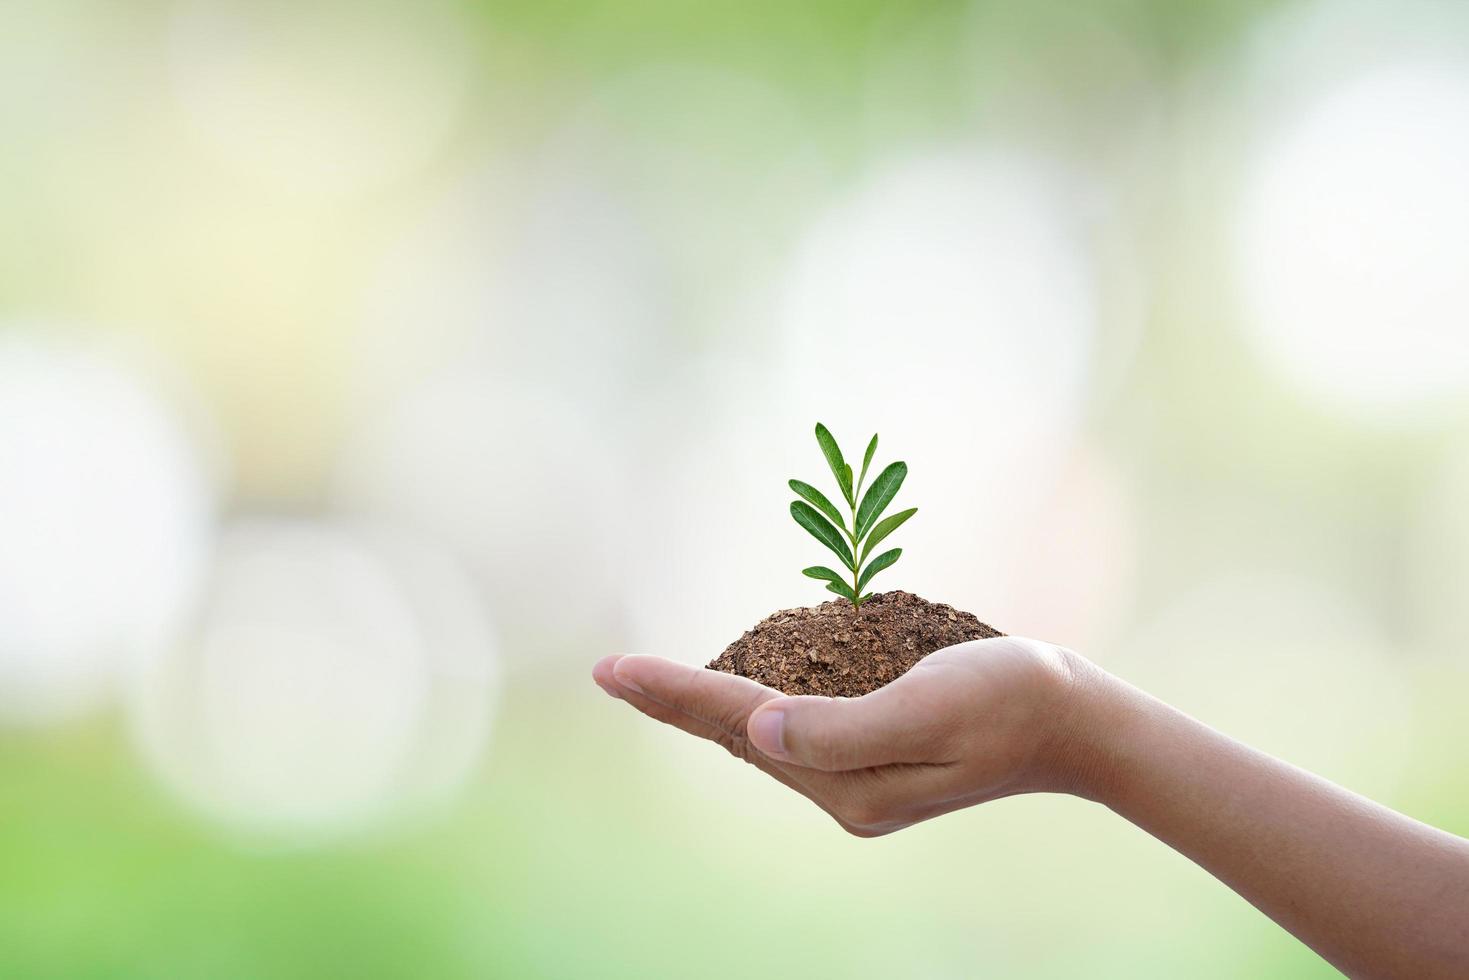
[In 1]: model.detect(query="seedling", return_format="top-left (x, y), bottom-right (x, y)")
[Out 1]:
top-left (789, 423), bottom-right (916, 609)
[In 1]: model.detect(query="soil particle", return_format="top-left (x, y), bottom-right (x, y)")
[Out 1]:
top-left (707, 590), bottom-right (1003, 697)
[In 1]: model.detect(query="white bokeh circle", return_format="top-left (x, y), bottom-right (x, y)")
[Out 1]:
top-left (0, 333), bottom-right (213, 726)
top-left (354, 159), bottom-right (666, 413)
top-left (1235, 38), bottom-right (1469, 419)
top-left (778, 147), bottom-right (1097, 441)
top-left (128, 518), bottom-right (498, 842)
top-left (621, 353), bottom-right (802, 665)
top-left (334, 369), bottom-right (629, 651)
top-left (776, 146), bottom-right (1103, 608)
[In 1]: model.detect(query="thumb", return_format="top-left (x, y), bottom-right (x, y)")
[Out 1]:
top-left (746, 688), bottom-right (937, 771)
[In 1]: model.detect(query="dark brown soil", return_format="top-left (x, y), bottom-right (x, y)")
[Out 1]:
top-left (707, 590), bottom-right (1003, 697)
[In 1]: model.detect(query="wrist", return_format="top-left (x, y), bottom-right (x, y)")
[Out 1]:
top-left (1044, 647), bottom-right (1142, 804)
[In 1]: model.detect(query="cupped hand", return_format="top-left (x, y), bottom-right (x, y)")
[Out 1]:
top-left (592, 637), bottom-right (1101, 837)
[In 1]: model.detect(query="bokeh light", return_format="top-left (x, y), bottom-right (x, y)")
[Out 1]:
top-left (353, 155), bottom-right (668, 413)
top-left (1235, 3), bottom-right (1469, 420)
top-left (1114, 571), bottom-right (1414, 798)
top-left (334, 368), bottom-right (629, 652)
top-left (622, 352), bottom-right (804, 665)
top-left (128, 518), bottom-right (497, 842)
top-left (5, 0), bottom-right (1469, 975)
top-left (778, 146), bottom-right (1099, 445)
top-left (168, 0), bottom-right (473, 199)
top-left (778, 146), bottom-right (1109, 611)
top-left (0, 332), bottom-right (213, 726)
top-left (979, 441), bottom-right (1136, 649)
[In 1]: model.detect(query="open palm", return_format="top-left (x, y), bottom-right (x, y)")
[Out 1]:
top-left (593, 636), bottom-right (1090, 837)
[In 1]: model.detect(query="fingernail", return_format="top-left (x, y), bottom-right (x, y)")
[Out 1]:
top-left (595, 681), bottom-right (622, 700)
top-left (611, 666), bottom-right (644, 696)
top-left (748, 708), bottom-right (786, 757)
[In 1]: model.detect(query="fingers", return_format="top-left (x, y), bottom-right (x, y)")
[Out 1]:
top-left (610, 655), bottom-right (783, 738)
top-left (591, 654), bottom-right (624, 698)
top-left (593, 656), bottom-right (843, 814)
top-left (745, 682), bottom-right (951, 772)
top-left (599, 660), bottom-right (737, 746)
top-left (593, 654), bottom-right (782, 757)
top-left (600, 655), bottom-right (953, 773)
top-left (591, 656), bottom-right (963, 838)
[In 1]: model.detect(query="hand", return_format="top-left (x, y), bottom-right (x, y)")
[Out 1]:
top-left (592, 637), bottom-right (1098, 837)
top-left (596, 637), bottom-right (1469, 977)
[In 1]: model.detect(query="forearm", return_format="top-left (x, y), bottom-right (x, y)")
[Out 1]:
top-left (1068, 657), bottom-right (1469, 979)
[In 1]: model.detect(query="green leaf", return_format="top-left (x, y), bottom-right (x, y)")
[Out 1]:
top-left (857, 434), bottom-right (878, 496)
top-left (790, 500), bottom-right (854, 570)
top-left (856, 548), bottom-right (901, 593)
top-left (825, 580), bottom-right (857, 602)
top-left (854, 461), bottom-right (907, 542)
top-left (801, 566), bottom-right (846, 584)
top-left (860, 507), bottom-right (916, 563)
top-left (789, 480), bottom-right (846, 531)
top-left (814, 423), bottom-right (853, 507)
top-left (856, 592), bottom-right (873, 606)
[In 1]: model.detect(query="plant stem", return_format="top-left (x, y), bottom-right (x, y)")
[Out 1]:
top-left (850, 497), bottom-right (861, 609)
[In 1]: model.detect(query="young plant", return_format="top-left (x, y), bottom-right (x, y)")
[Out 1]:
top-left (789, 422), bottom-right (916, 609)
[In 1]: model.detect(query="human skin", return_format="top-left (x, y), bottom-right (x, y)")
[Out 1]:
top-left (592, 638), bottom-right (1469, 979)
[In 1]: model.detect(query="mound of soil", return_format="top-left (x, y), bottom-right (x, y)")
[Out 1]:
top-left (707, 590), bottom-right (1003, 698)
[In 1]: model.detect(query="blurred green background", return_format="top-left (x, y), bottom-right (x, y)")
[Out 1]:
top-left (4, 0), bottom-right (1469, 976)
